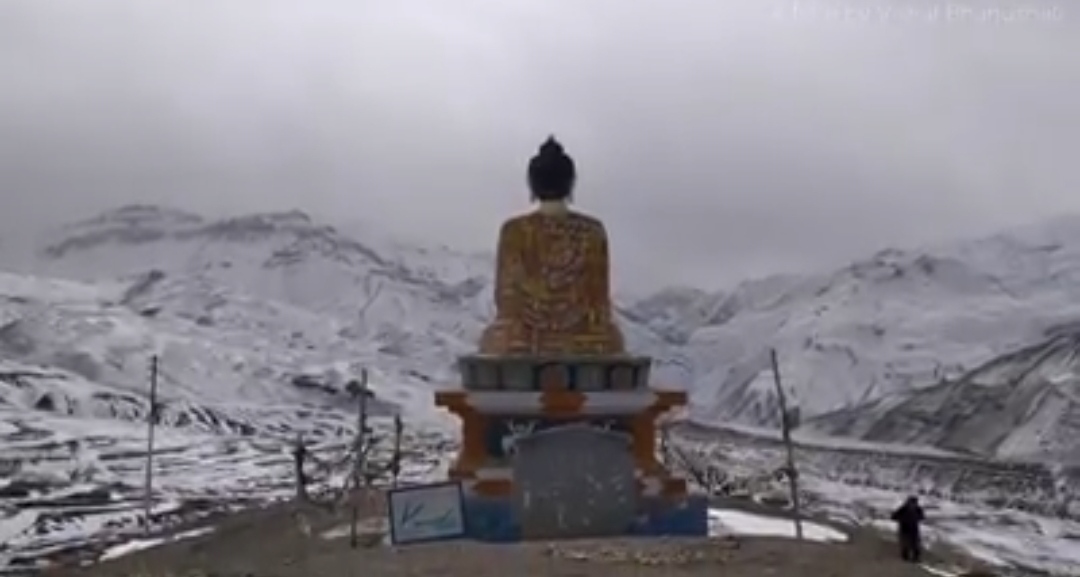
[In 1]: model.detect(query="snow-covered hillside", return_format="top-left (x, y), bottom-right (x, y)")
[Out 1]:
top-left (0, 268), bottom-right (410, 424)
top-left (7, 205), bottom-right (689, 397)
top-left (667, 219), bottom-right (1080, 463)
top-left (807, 326), bottom-right (1080, 463)
top-left (5, 204), bottom-right (1080, 465)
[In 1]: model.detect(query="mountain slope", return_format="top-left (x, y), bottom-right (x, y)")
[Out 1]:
top-left (675, 233), bottom-right (1080, 443)
top-left (806, 326), bottom-right (1080, 463)
top-left (6, 205), bottom-right (1080, 464)
top-left (10, 205), bottom-right (688, 385)
top-left (0, 269), bottom-right (399, 432)
top-left (0, 267), bottom-right (448, 565)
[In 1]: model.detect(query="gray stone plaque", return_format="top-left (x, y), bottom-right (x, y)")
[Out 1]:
top-left (511, 424), bottom-right (637, 539)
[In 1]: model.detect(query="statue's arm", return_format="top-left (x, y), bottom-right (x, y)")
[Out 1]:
top-left (595, 222), bottom-right (613, 314)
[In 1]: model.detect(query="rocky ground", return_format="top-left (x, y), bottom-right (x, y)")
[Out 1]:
top-left (53, 494), bottom-right (995, 577)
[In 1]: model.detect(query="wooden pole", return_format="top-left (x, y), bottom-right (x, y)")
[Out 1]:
top-left (392, 414), bottom-right (403, 488)
top-left (658, 418), bottom-right (669, 468)
top-left (350, 368), bottom-right (369, 549)
top-left (143, 355), bottom-right (159, 535)
top-left (770, 348), bottom-right (804, 541)
top-left (293, 434), bottom-right (307, 501)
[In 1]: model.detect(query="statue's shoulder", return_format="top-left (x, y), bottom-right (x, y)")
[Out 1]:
top-left (500, 210), bottom-right (605, 235)
top-left (503, 213), bottom-right (533, 226)
top-left (566, 210), bottom-right (607, 234)
top-left (499, 213), bottom-right (533, 235)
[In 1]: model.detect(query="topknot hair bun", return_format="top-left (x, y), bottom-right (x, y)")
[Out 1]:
top-left (527, 135), bottom-right (575, 202)
top-left (539, 136), bottom-right (565, 158)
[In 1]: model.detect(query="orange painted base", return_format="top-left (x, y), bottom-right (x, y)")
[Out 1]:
top-left (435, 389), bottom-right (685, 477)
top-left (435, 388), bottom-right (689, 499)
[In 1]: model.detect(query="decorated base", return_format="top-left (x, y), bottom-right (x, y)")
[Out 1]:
top-left (435, 388), bottom-right (688, 497)
top-left (462, 494), bottom-right (709, 542)
top-left (438, 354), bottom-right (700, 542)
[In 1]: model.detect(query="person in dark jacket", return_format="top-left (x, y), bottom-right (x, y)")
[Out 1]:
top-left (891, 496), bottom-right (925, 562)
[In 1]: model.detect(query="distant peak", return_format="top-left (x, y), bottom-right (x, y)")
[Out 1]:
top-left (68, 204), bottom-right (205, 231)
top-left (57, 206), bottom-right (323, 239)
top-left (40, 204), bottom-right (391, 267)
top-left (218, 210), bottom-right (313, 226)
top-left (198, 210), bottom-right (323, 241)
top-left (112, 204), bottom-right (192, 215)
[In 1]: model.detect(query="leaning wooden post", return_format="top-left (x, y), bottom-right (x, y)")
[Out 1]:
top-left (770, 348), bottom-right (804, 541)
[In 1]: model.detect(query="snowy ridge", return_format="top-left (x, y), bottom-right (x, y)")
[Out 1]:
top-left (671, 224), bottom-right (1080, 463)
top-left (11, 205), bottom-right (691, 396)
top-left (807, 327), bottom-right (1080, 463)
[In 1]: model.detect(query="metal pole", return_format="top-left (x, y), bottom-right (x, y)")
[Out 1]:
top-left (143, 355), bottom-right (159, 535)
top-left (770, 348), bottom-right (803, 541)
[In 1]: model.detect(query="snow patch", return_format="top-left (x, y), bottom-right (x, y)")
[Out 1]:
top-left (707, 508), bottom-right (848, 542)
top-left (99, 527), bottom-right (214, 561)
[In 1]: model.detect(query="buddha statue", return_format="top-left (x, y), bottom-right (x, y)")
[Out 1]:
top-left (479, 137), bottom-right (625, 356)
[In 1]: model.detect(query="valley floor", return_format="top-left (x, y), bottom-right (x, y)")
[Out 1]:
top-left (60, 498), bottom-right (968, 577)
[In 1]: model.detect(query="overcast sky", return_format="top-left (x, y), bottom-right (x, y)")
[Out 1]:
top-left (1, 0), bottom-right (1077, 289)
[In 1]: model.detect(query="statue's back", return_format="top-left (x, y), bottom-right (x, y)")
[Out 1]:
top-left (481, 209), bottom-right (623, 355)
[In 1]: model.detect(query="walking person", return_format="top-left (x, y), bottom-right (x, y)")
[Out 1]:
top-left (891, 495), bottom-right (925, 562)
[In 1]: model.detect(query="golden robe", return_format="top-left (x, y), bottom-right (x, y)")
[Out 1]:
top-left (479, 210), bottom-right (625, 355)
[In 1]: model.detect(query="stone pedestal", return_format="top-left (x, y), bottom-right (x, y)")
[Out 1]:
top-left (434, 355), bottom-right (706, 541)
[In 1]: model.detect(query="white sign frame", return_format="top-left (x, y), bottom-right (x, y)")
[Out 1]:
top-left (387, 481), bottom-right (467, 545)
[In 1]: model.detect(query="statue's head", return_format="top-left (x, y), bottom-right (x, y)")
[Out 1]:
top-left (528, 136), bottom-right (576, 202)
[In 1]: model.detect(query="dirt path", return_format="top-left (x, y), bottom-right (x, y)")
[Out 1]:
top-left (52, 495), bottom-right (989, 577)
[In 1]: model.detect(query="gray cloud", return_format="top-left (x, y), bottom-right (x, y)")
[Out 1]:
top-left (1, 0), bottom-right (1078, 289)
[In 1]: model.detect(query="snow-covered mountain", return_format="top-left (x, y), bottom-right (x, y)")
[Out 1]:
top-left (3, 204), bottom-right (1080, 466)
top-left (807, 326), bottom-right (1080, 464)
top-left (667, 218), bottom-right (1080, 463)
top-left (5, 205), bottom-right (687, 407)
